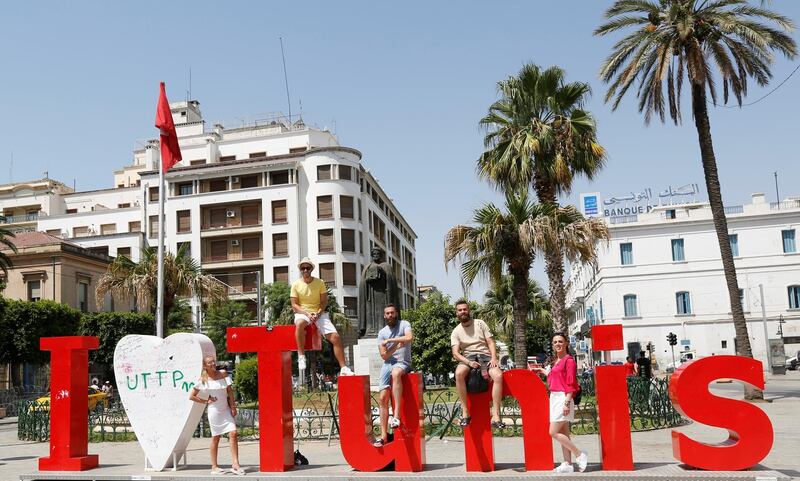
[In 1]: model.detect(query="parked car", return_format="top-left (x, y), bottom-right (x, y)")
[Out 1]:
top-left (31, 387), bottom-right (108, 412)
top-left (785, 351), bottom-right (799, 371)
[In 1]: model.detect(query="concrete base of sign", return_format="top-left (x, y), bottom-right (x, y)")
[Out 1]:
top-left (352, 338), bottom-right (382, 390)
top-left (145, 451), bottom-right (186, 472)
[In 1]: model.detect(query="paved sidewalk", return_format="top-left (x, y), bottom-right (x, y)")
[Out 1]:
top-left (1, 377), bottom-right (797, 480)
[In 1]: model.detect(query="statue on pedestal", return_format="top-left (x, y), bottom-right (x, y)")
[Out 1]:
top-left (358, 246), bottom-right (400, 337)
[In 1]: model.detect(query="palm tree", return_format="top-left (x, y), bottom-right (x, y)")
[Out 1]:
top-left (595, 0), bottom-right (796, 398)
top-left (95, 243), bottom-right (227, 318)
top-left (0, 223), bottom-right (17, 277)
top-left (444, 190), bottom-right (544, 367)
top-left (477, 64), bottom-right (606, 331)
top-left (476, 275), bottom-right (551, 343)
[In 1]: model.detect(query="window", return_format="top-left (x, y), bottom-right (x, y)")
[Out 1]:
top-left (620, 242), bottom-right (633, 265)
top-left (319, 263), bottom-right (335, 286)
top-left (78, 281), bottom-right (89, 312)
top-left (190, 159), bottom-right (206, 166)
top-left (241, 237), bottom-right (260, 259)
top-left (720, 340), bottom-right (727, 349)
top-left (789, 285), bottom-right (800, 309)
top-left (273, 266), bottom-right (289, 283)
top-left (343, 297), bottom-right (357, 318)
top-left (338, 165), bottom-right (352, 181)
top-left (28, 280), bottom-right (41, 301)
top-left (270, 170), bottom-right (289, 185)
top-left (317, 196), bottom-right (333, 219)
top-left (100, 224), bottom-right (116, 235)
top-left (73, 226), bottom-right (89, 238)
top-left (739, 288), bottom-right (746, 311)
top-left (271, 200), bottom-right (287, 223)
top-left (118, 203), bottom-right (130, 208)
top-left (671, 239), bottom-right (685, 262)
top-left (210, 208), bottom-right (227, 228)
top-left (46, 229), bottom-right (61, 236)
top-left (210, 240), bottom-right (228, 261)
top-left (148, 215), bottom-right (159, 238)
top-left (318, 229), bottom-right (334, 253)
top-left (128, 221), bottom-right (141, 233)
top-left (676, 291), bottom-right (692, 315)
top-left (239, 175), bottom-right (258, 188)
top-left (782, 229), bottom-right (796, 253)
top-left (623, 294), bottom-right (638, 317)
top-left (290, 147), bottom-right (307, 154)
top-left (249, 151), bottom-right (266, 158)
top-left (317, 165), bottom-right (332, 181)
top-left (117, 247), bottom-right (131, 258)
top-left (342, 263), bottom-right (357, 286)
top-left (665, 209), bottom-right (676, 219)
top-left (729, 234), bottom-right (739, 257)
top-left (209, 179), bottom-right (227, 192)
top-left (66, 208), bottom-right (78, 214)
top-left (177, 242), bottom-right (191, 255)
top-left (340, 196), bottom-right (354, 219)
top-left (273, 233), bottom-right (288, 257)
top-left (341, 229), bottom-right (356, 252)
top-left (149, 187), bottom-right (159, 202)
top-left (178, 182), bottom-right (193, 196)
top-left (241, 204), bottom-right (260, 226)
top-left (220, 155), bottom-right (236, 162)
top-left (177, 210), bottom-right (191, 233)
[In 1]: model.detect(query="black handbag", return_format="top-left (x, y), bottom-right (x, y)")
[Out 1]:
top-left (466, 367), bottom-right (489, 393)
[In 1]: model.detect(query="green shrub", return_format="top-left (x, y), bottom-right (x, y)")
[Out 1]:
top-left (234, 356), bottom-right (258, 402)
top-left (78, 311), bottom-right (155, 366)
top-left (0, 299), bottom-right (81, 365)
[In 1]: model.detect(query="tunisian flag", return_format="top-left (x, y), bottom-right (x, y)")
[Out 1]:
top-left (155, 82), bottom-right (182, 171)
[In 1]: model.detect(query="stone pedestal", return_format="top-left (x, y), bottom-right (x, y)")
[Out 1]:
top-left (352, 338), bottom-right (383, 390)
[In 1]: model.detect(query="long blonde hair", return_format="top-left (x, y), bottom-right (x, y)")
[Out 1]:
top-left (199, 355), bottom-right (216, 385)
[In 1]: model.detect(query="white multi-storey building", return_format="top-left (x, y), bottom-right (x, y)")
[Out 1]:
top-left (3, 100), bottom-right (418, 322)
top-left (567, 191), bottom-right (800, 372)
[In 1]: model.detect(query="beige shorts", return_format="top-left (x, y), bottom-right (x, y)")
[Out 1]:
top-left (294, 312), bottom-right (337, 336)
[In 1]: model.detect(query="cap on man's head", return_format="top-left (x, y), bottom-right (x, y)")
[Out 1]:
top-left (298, 257), bottom-right (316, 270)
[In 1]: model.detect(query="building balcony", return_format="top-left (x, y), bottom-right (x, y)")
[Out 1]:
top-left (0, 212), bottom-right (39, 224)
top-left (201, 235), bottom-right (263, 268)
top-left (202, 251), bottom-right (263, 264)
top-left (200, 203), bottom-right (262, 237)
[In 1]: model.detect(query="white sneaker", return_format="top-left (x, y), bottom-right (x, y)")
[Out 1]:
top-left (389, 416), bottom-right (401, 429)
top-left (554, 462), bottom-right (574, 473)
top-left (576, 451), bottom-right (588, 472)
top-left (298, 355), bottom-right (306, 371)
top-left (339, 366), bottom-right (354, 376)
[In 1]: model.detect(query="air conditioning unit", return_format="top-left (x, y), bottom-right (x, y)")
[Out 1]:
top-left (232, 177), bottom-right (240, 183)
top-left (226, 210), bottom-right (236, 218)
top-left (231, 239), bottom-right (240, 246)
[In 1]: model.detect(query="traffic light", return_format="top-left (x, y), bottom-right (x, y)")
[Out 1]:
top-left (667, 332), bottom-right (678, 346)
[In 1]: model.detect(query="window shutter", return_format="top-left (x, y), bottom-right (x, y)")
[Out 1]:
top-left (317, 165), bottom-right (331, 181)
top-left (210, 208), bottom-right (226, 227)
top-left (340, 196), bottom-right (354, 219)
top-left (273, 233), bottom-right (288, 257)
top-left (318, 229), bottom-right (334, 253)
top-left (100, 223), bottom-right (116, 235)
top-left (342, 263), bottom-right (357, 286)
top-left (210, 240), bottom-right (227, 260)
top-left (272, 200), bottom-right (287, 223)
top-left (319, 263), bottom-right (335, 286)
top-left (341, 229), bottom-right (355, 252)
top-left (128, 221), bottom-right (141, 232)
top-left (338, 165), bottom-right (352, 181)
top-left (242, 237), bottom-right (260, 258)
top-left (274, 266), bottom-right (289, 283)
top-left (243, 272), bottom-right (258, 292)
top-left (148, 216), bottom-right (159, 238)
top-left (241, 204), bottom-right (260, 225)
top-left (317, 196), bottom-right (333, 219)
top-left (177, 210), bottom-right (191, 232)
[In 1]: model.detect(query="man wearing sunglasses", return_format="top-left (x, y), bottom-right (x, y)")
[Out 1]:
top-left (291, 257), bottom-right (353, 377)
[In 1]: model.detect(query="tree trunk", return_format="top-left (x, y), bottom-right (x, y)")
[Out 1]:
top-left (534, 182), bottom-right (570, 333)
top-left (511, 269), bottom-right (530, 367)
top-left (691, 84), bottom-right (762, 400)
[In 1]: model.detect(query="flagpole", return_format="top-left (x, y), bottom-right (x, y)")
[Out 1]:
top-left (156, 158), bottom-right (166, 338)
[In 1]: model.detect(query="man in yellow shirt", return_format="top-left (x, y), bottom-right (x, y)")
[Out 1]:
top-left (292, 257), bottom-right (353, 376)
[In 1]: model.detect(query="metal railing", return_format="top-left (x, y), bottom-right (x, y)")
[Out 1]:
top-left (609, 214), bottom-right (638, 225)
top-left (770, 199), bottom-right (800, 211)
top-left (0, 385), bottom-right (49, 417)
top-left (18, 377), bottom-right (684, 442)
top-left (0, 213), bottom-right (39, 224)
top-left (724, 205), bottom-right (744, 215)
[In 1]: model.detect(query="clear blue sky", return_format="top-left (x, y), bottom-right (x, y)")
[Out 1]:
top-left (2, 1), bottom-right (798, 301)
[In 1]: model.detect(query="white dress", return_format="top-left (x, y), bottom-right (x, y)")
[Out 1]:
top-left (196, 376), bottom-right (237, 436)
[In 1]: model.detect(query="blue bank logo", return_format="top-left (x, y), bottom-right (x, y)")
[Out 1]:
top-left (583, 195), bottom-right (598, 215)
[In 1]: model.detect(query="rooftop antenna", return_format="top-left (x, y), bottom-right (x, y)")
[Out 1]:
top-left (9, 151), bottom-right (12, 183)
top-left (187, 66), bottom-right (192, 102)
top-left (279, 36), bottom-right (292, 124)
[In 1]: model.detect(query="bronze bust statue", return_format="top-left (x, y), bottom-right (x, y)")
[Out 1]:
top-left (358, 246), bottom-right (400, 337)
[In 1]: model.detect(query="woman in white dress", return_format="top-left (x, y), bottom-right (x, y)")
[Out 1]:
top-left (189, 355), bottom-right (245, 475)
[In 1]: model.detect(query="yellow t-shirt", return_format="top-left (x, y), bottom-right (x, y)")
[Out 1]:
top-left (450, 319), bottom-right (493, 356)
top-left (290, 278), bottom-right (326, 313)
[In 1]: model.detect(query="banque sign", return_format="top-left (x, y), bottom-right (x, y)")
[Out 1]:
top-left (38, 324), bottom-right (772, 473)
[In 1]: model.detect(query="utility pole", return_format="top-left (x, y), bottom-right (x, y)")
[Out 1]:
top-left (774, 171), bottom-right (780, 207)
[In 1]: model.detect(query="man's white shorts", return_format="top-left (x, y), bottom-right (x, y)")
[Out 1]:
top-left (294, 312), bottom-right (337, 336)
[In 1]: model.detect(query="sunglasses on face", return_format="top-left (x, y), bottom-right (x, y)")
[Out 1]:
top-left (300, 266), bottom-right (312, 271)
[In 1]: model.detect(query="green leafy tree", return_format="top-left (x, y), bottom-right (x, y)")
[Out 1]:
top-left (0, 223), bottom-right (17, 276)
top-left (95, 243), bottom-right (227, 320)
top-left (78, 311), bottom-right (155, 380)
top-left (595, 0), bottom-right (797, 399)
top-left (261, 281), bottom-right (293, 325)
top-left (404, 291), bottom-right (457, 380)
top-left (476, 275), bottom-right (551, 341)
top-left (234, 356), bottom-right (258, 402)
top-left (204, 301), bottom-right (252, 361)
top-left (166, 299), bottom-right (194, 336)
top-left (477, 63), bottom-right (606, 332)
